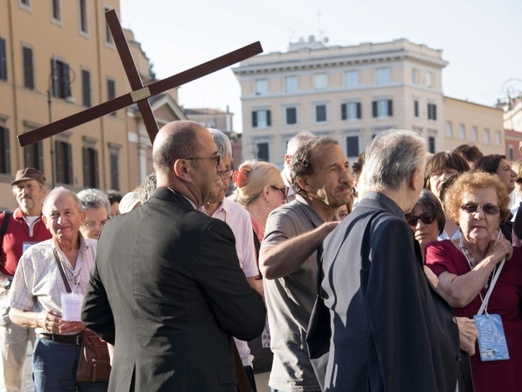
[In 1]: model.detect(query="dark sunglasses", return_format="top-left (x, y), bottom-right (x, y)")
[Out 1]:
top-left (405, 212), bottom-right (435, 226)
top-left (270, 185), bottom-right (289, 198)
top-left (516, 178), bottom-right (522, 184)
top-left (460, 203), bottom-right (500, 215)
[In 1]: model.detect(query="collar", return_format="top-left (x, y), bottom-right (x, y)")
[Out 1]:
top-left (357, 191), bottom-right (405, 219)
top-left (293, 194), bottom-right (327, 227)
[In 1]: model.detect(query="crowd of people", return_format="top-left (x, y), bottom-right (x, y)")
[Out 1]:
top-left (1, 120), bottom-right (522, 392)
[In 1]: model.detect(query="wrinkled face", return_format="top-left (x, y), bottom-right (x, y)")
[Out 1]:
top-left (13, 180), bottom-right (47, 215)
top-left (306, 144), bottom-right (353, 208)
top-left (406, 205), bottom-right (439, 250)
top-left (459, 187), bottom-right (501, 245)
top-left (43, 193), bottom-right (85, 244)
top-left (79, 207), bottom-right (109, 239)
top-left (496, 159), bottom-right (516, 194)
top-left (209, 155), bottom-right (233, 203)
top-left (428, 168), bottom-right (459, 199)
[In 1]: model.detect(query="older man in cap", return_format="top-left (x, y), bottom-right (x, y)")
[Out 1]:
top-left (0, 168), bottom-right (51, 392)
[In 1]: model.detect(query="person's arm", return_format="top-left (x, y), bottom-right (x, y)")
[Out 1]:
top-left (426, 238), bottom-right (511, 308)
top-left (260, 222), bottom-right (338, 279)
top-left (9, 308), bottom-right (59, 330)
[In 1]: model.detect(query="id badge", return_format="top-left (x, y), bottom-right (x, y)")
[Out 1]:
top-left (22, 242), bottom-right (37, 253)
top-left (61, 293), bottom-right (84, 322)
top-left (474, 314), bottom-right (510, 361)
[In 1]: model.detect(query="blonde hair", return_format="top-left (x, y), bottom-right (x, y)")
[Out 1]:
top-left (233, 161), bottom-right (282, 207)
top-left (512, 159), bottom-right (522, 177)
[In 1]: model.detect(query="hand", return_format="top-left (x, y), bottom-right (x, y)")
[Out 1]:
top-left (37, 310), bottom-right (62, 333)
top-left (488, 237), bottom-right (513, 262)
top-left (456, 317), bottom-right (478, 356)
top-left (58, 320), bottom-right (85, 334)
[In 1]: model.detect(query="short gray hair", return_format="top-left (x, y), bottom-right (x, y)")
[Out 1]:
top-left (286, 131), bottom-right (316, 156)
top-left (208, 128), bottom-right (232, 159)
top-left (43, 187), bottom-right (83, 217)
top-left (77, 188), bottom-right (111, 216)
top-left (361, 129), bottom-right (426, 192)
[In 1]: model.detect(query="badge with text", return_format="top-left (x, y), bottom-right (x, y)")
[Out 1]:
top-left (61, 293), bottom-right (84, 322)
top-left (474, 314), bottom-right (510, 361)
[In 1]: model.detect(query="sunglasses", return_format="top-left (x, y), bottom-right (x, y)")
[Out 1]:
top-left (405, 212), bottom-right (435, 226)
top-left (460, 203), bottom-right (500, 215)
top-left (270, 185), bottom-right (289, 198)
top-left (516, 178), bottom-right (522, 184)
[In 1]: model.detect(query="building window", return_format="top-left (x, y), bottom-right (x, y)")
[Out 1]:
top-left (255, 79), bottom-right (268, 95)
top-left (20, 0), bottom-right (31, 8)
top-left (412, 68), bottom-right (419, 84)
top-left (51, 58), bottom-right (71, 99)
top-left (376, 67), bottom-right (390, 85)
top-left (286, 107), bottom-right (297, 125)
top-left (446, 122), bottom-right (452, 138)
top-left (341, 102), bottom-right (361, 120)
top-left (110, 150), bottom-right (119, 190)
top-left (22, 46), bottom-right (34, 89)
top-left (55, 140), bottom-right (73, 184)
top-left (51, 0), bottom-right (61, 22)
top-left (255, 141), bottom-right (270, 162)
top-left (0, 126), bottom-right (10, 174)
top-left (252, 109), bottom-right (271, 128)
top-left (82, 69), bottom-right (91, 107)
top-left (414, 100), bottom-right (419, 117)
top-left (344, 70), bottom-right (358, 88)
top-left (83, 146), bottom-right (99, 188)
top-left (459, 124), bottom-right (465, 139)
top-left (484, 129), bottom-right (490, 144)
top-left (426, 72), bottom-right (433, 88)
top-left (104, 7), bottom-right (113, 44)
top-left (107, 78), bottom-right (116, 115)
top-left (428, 136), bottom-right (436, 153)
top-left (0, 37), bottom-right (7, 81)
top-left (24, 141), bottom-right (43, 171)
top-left (315, 104), bottom-right (327, 123)
top-left (285, 76), bottom-right (298, 93)
top-left (372, 99), bottom-right (393, 118)
top-left (427, 103), bottom-right (437, 120)
top-left (509, 146), bottom-right (514, 161)
top-left (471, 126), bottom-right (478, 142)
top-left (314, 73), bottom-right (328, 90)
top-left (79, 0), bottom-right (88, 34)
top-left (345, 135), bottom-right (360, 160)
top-left (496, 130), bottom-right (501, 145)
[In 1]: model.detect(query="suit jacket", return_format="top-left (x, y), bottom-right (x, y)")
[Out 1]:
top-left (82, 187), bottom-right (266, 392)
top-left (317, 192), bottom-right (460, 392)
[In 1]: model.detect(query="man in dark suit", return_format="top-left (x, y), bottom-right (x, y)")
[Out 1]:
top-left (316, 130), bottom-right (461, 391)
top-left (82, 121), bottom-right (266, 392)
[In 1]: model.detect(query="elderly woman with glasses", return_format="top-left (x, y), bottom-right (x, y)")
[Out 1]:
top-left (77, 189), bottom-right (110, 240)
top-left (425, 171), bottom-right (522, 392)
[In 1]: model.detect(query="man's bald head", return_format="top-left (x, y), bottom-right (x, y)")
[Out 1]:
top-left (153, 121), bottom-right (204, 174)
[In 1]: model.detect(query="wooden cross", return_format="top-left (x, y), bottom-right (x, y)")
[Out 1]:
top-left (18, 9), bottom-right (262, 147)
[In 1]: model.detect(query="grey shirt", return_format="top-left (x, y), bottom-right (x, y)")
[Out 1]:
top-left (261, 195), bottom-right (324, 391)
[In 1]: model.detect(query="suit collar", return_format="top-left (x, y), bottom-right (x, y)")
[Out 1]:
top-left (358, 191), bottom-right (404, 219)
top-left (152, 187), bottom-right (195, 209)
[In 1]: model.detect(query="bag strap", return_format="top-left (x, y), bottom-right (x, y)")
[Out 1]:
top-left (52, 248), bottom-right (72, 293)
top-left (0, 211), bottom-right (12, 249)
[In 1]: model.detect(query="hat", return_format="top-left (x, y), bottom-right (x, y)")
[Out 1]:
top-left (118, 192), bottom-right (141, 214)
top-left (10, 167), bottom-right (46, 186)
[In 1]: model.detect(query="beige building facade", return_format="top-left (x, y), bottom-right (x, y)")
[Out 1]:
top-left (0, 1), bottom-right (185, 210)
top-left (233, 38), bottom-right (504, 167)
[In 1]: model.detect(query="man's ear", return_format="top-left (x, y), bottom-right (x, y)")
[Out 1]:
top-left (410, 167), bottom-right (423, 191)
top-left (284, 154), bottom-right (292, 167)
top-left (174, 159), bottom-right (191, 181)
top-left (296, 175), bottom-right (311, 193)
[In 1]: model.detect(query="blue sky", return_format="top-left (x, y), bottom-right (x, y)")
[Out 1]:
top-left (121, 0), bottom-right (522, 131)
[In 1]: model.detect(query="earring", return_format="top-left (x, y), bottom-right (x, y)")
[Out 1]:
top-left (267, 201), bottom-right (270, 210)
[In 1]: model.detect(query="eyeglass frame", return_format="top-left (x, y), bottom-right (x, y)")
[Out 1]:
top-left (460, 202), bottom-right (501, 215)
top-left (184, 153), bottom-right (222, 166)
top-left (404, 212), bottom-right (436, 226)
top-left (270, 185), bottom-right (289, 199)
top-left (83, 220), bottom-right (107, 230)
top-left (218, 163), bottom-right (235, 180)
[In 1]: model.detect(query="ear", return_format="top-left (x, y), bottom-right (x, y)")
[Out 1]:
top-left (284, 154), bottom-right (292, 167)
top-left (262, 185), bottom-right (271, 202)
top-left (173, 159), bottom-right (191, 182)
top-left (409, 167), bottom-right (423, 191)
top-left (79, 211), bottom-right (86, 222)
top-left (296, 175), bottom-right (312, 193)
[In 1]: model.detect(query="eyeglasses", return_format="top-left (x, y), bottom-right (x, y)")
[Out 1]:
top-left (83, 220), bottom-right (107, 230)
top-left (184, 153), bottom-right (221, 166)
top-left (270, 185), bottom-right (289, 198)
top-left (516, 178), bottom-right (522, 184)
top-left (460, 203), bottom-right (500, 215)
top-left (218, 164), bottom-right (234, 180)
top-left (405, 212), bottom-right (436, 226)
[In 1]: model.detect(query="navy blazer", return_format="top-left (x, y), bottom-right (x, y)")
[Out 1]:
top-left (82, 187), bottom-right (266, 392)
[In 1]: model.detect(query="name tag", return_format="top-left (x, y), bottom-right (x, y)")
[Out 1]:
top-left (474, 314), bottom-right (510, 361)
top-left (61, 293), bottom-right (84, 322)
